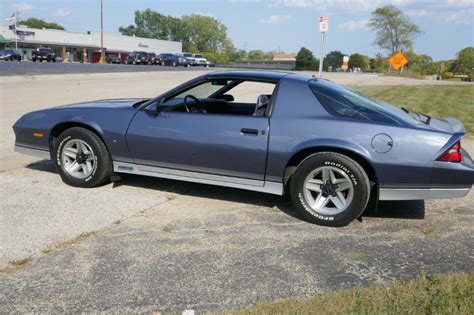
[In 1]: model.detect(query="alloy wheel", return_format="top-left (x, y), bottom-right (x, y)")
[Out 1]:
top-left (61, 139), bottom-right (96, 179)
top-left (303, 166), bottom-right (354, 215)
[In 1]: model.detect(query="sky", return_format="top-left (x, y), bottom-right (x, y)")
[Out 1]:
top-left (1, 0), bottom-right (473, 61)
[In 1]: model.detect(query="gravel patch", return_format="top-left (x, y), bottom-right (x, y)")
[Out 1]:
top-left (0, 161), bottom-right (171, 268)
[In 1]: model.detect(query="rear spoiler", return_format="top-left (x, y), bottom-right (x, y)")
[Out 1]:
top-left (446, 117), bottom-right (465, 134)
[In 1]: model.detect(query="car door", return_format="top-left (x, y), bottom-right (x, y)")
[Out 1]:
top-left (126, 110), bottom-right (270, 182)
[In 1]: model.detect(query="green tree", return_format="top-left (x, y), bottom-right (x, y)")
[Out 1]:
top-left (248, 50), bottom-right (273, 61)
top-left (119, 10), bottom-right (233, 54)
top-left (349, 53), bottom-right (370, 71)
top-left (325, 50), bottom-right (344, 70)
top-left (118, 9), bottom-right (183, 41)
top-left (295, 47), bottom-right (318, 70)
top-left (450, 47), bottom-right (474, 74)
top-left (368, 5), bottom-right (422, 54)
top-left (181, 14), bottom-right (232, 52)
top-left (18, 18), bottom-right (64, 30)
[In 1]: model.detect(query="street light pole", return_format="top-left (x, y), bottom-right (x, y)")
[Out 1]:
top-left (99, 0), bottom-right (105, 63)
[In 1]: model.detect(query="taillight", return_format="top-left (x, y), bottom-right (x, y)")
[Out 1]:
top-left (437, 141), bottom-right (462, 162)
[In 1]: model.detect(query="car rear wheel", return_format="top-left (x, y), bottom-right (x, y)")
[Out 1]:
top-left (290, 152), bottom-right (370, 227)
top-left (53, 127), bottom-right (112, 188)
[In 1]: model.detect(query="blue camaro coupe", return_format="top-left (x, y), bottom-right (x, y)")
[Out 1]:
top-left (13, 71), bottom-right (473, 226)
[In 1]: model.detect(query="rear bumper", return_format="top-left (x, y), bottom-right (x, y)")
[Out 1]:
top-left (379, 187), bottom-right (471, 200)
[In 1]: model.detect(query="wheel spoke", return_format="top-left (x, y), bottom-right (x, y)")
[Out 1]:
top-left (85, 161), bottom-right (92, 175)
top-left (322, 169), bottom-right (331, 183)
top-left (329, 169), bottom-right (337, 184)
top-left (82, 145), bottom-right (92, 155)
top-left (314, 194), bottom-right (329, 209)
top-left (336, 180), bottom-right (352, 192)
top-left (68, 161), bottom-right (81, 173)
top-left (63, 150), bottom-right (77, 159)
top-left (308, 179), bottom-right (323, 185)
top-left (306, 183), bottom-right (321, 192)
top-left (330, 193), bottom-right (346, 210)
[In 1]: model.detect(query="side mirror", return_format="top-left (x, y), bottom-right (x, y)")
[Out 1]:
top-left (145, 104), bottom-right (165, 116)
top-left (222, 94), bottom-right (234, 102)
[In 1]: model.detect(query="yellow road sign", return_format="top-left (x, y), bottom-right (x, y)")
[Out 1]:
top-left (388, 52), bottom-right (408, 71)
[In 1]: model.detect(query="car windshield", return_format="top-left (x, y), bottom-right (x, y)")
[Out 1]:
top-left (38, 49), bottom-right (50, 53)
top-left (309, 79), bottom-right (419, 126)
top-left (183, 53), bottom-right (193, 57)
top-left (194, 54), bottom-right (204, 58)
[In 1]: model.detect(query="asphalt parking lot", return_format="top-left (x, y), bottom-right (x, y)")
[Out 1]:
top-left (1, 69), bottom-right (473, 313)
top-left (0, 60), bottom-right (211, 76)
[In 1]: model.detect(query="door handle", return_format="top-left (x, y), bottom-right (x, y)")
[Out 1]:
top-left (241, 128), bottom-right (259, 135)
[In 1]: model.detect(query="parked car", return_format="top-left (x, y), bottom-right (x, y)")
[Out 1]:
top-left (192, 54), bottom-right (210, 67)
top-left (206, 60), bottom-right (216, 67)
top-left (106, 54), bottom-right (121, 64)
top-left (0, 49), bottom-right (21, 61)
top-left (32, 48), bottom-right (55, 62)
top-left (182, 52), bottom-right (195, 65)
top-left (13, 71), bottom-right (474, 227)
top-left (161, 54), bottom-right (190, 67)
top-left (125, 51), bottom-right (148, 65)
top-left (147, 52), bottom-right (161, 65)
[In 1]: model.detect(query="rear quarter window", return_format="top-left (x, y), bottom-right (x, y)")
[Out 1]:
top-left (309, 80), bottom-right (400, 125)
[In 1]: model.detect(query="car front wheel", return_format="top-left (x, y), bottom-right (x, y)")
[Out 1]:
top-left (53, 127), bottom-right (112, 188)
top-left (290, 152), bottom-right (370, 227)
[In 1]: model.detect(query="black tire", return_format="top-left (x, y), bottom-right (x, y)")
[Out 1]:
top-left (53, 127), bottom-right (112, 188)
top-left (32, 58), bottom-right (36, 62)
top-left (290, 152), bottom-right (370, 227)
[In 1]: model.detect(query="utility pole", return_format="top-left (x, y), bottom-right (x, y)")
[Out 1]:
top-left (99, 0), bottom-right (105, 63)
top-left (15, 10), bottom-right (18, 51)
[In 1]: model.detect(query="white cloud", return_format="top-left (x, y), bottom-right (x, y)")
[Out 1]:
top-left (55, 8), bottom-right (72, 17)
top-left (445, 9), bottom-right (474, 24)
top-left (446, 0), bottom-right (474, 7)
top-left (9, 2), bottom-right (34, 12)
top-left (229, 0), bottom-right (262, 2)
top-left (338, 19), bottom-right (369, 32)
top-left (274, 0), bottom-right (416, 11)
top-left (260, 14), bottom-right (292, 24)
top-left (406, 9), bottom-right (429, 17)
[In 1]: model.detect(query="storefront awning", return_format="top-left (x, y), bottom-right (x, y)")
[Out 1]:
top-left (0, 34), bottom-right (11, 44)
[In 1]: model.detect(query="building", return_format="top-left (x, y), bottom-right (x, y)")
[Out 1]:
top-left (0, 25), bottom-right (182, 63)
top-left (272, 53), bottom-right (296, 62)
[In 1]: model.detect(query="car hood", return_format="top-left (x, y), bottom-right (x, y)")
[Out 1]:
top-left (54, 98), bottom-right (149, 110)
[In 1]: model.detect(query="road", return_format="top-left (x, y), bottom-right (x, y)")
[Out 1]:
top-left (1, 69), bottom-right (473, 313)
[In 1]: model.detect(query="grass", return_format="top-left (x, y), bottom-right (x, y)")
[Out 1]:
top-left (218, 273), bottom-right (474, 315)
top-left (0, 256), bottom-right (33, 273)
top-left (356, 85), bottom-right (474, 133)
top-left (40, 231), bottom-right (96, 255)
top-left (384, 69), bottom-right (426, 80)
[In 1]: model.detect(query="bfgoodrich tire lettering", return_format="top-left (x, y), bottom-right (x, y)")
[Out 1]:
top-left (53, 127), bottom-right (112, 188)
top-left (290, 152), bottom-right (370, 227)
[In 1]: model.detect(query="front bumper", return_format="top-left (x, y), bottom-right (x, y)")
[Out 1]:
top-left (14, 145), bottom-right (50, 160)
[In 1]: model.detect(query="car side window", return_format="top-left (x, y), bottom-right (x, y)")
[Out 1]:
top-left (226, 81), bottom-right (276, 104)
top-left (161, 79), bottom-right (277, 117)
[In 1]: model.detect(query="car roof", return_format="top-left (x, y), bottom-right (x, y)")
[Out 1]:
top-left (206, 70), bottom-right (312, 82)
